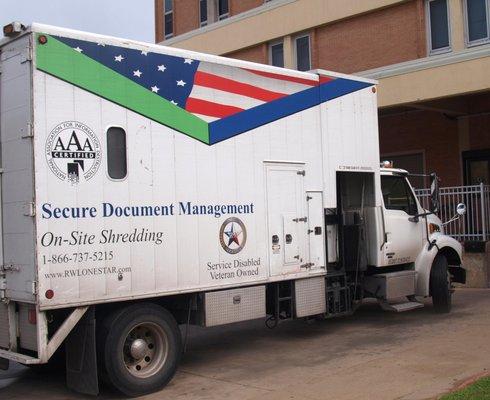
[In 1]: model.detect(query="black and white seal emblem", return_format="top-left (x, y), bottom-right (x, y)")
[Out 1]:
top-left (45, 121), bottom-right (101, 184)
top-left (219, 217), bottom-right (247, 254)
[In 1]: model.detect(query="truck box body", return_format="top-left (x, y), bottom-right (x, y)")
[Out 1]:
top-left (0, 25), bottom-right (379, 312)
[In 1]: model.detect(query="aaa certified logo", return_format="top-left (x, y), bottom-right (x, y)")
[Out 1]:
top-left (45, 121), bottom-right (101, 184)
top-left (219, 217), bottom-right (247, 254)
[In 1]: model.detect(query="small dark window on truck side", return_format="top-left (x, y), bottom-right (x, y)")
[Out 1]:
top-left (107, 127), bottom-right (127, 180)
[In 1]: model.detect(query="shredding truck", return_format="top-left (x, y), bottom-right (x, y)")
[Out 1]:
top-left (0, 22), bottom-right (466, 396)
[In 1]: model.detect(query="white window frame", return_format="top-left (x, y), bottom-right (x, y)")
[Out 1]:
top-left (217, 0), bottom-right (229, 21)
top-left (164, 0), bottom-right (174, 39)
top-left (463, 0), bottom-right (490, 47)
top-left (199, 0), bottom-right (208, 27)
top-left (269, 40), bottom-right (284, 67)
top-left (425, 0), bottom-right (452, 55)
top-left (294, 33), bottom-right (311, 71)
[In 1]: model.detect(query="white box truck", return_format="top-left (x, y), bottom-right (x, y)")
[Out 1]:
top-left (0, 22), bottom-right (466, 396)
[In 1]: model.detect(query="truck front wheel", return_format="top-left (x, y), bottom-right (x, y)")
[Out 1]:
top-left (98, 303), bottom-right (182, 397)
top-left (430, 254), bottom-right (452, 314)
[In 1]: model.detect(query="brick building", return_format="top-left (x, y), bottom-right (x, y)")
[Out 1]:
top-left (155, 0), bottom-right (490, 190)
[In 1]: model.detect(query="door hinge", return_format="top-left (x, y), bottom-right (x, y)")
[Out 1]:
top-left (20, 45), bottom-right (33, 63)
top-left (293, 217), bottom-right (307, 223)
top-left (21, 122), bottom-right (34, 138)
top-left (1, 263), bottom-right (20, 272)
top-left (306, 195), bottom-right (313, 201)
top-left (300, 262), bottom-right (314, 268)
top-left (31, 281), bottom-right (38, 295)
top-left (297, 170), bottom-right (305, 176)
top-left (23, 202), bottom-right (36, 217)
top-left (293, 255), bottom-right (300, 260)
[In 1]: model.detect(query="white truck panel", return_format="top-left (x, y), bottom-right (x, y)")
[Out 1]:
top-left (0, 25), bottom-right (378, 311)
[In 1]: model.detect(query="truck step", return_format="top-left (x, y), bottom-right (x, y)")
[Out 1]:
top-left (379, 301), bottom-right (424, 312)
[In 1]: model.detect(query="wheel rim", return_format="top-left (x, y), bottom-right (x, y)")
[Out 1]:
top-left (123, 322), bottom-right (168, 378)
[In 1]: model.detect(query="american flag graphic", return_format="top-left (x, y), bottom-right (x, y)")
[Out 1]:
top-left (54, 35), bottom-right (318, 123)
top-left (41, 35), bottom-right (372, 144)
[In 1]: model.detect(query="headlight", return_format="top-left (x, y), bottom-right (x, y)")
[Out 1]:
top-left (429, 223), bottom-right (441, 234)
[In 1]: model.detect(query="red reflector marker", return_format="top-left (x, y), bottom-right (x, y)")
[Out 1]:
top-left (45, 289), bottom-right (54, 299)
top-left (28, 308), bottom-right (37, 324)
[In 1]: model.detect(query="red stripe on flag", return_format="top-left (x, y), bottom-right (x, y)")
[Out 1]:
top-left (319, 76), bottom-right (334, 84)
top-left (194, 71), bottom-right (286, 102)
top-left (186, 98), bottom-right (243, 118)
top-left (243, 68), bottom-right (318, 86)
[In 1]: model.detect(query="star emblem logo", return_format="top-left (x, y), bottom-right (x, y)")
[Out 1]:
top-left (224, 223), bottom-right (242, 247)
top-left (219, 217), bottom-right (247, 254)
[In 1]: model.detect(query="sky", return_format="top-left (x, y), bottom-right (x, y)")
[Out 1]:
top-left (0, 0), bottom-right (155, 43)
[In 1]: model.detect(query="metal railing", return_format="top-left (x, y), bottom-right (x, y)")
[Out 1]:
top-left (414, 183), bottom-right (490, 242)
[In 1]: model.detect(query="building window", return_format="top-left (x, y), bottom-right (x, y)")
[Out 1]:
top-left (464, 0), bottom-right (490, 45)
top-left (164, 0), bottom-right (173, 39)
top-left (426, 0), bottom-right (451, 54)
top-left (217, 0), bottom-right (229, 20)
top-left (107, 127), bottom-right (127, 180)
top-left (269, 41), bottom-right (284, 67)
top-left (295, 34), bottom-right (311, 71)
top-left (200, 0), bottom-right (208, 27)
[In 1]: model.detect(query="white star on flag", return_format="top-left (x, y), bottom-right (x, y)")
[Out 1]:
top-left (114, 55), bottom-right (124, 62)
top-left (74, 47), bottom-right (83, 52)
top-left (133, 70), bottom-right (142, 78)
top-left (151, 86), bottom-right (160, 93)
top-left (176, 80), bottom-right (186, 87)
top-left (184, 59), bottom-right (194, 64)
top-left (141, 50), bottom-right (148, 56)
top-left (170, 100), bottom-right (178, 105)
top-left (97, 43), bottom-right (106, 46)
top-left (157, 65), bottom-right (166, 72)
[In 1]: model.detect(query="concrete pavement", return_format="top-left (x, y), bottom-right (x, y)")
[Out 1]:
top-left (1, 288), bottom-right (489, 399)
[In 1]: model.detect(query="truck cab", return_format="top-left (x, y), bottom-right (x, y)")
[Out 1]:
top-left (359, 165), bottom-right (465, 312)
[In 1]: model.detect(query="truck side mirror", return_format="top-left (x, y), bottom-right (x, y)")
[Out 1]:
top-left (456, 203), bottom-right (466, 216)
top-left (429, 172), bottom-right (440, 214)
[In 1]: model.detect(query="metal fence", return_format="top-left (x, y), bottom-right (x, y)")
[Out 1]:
top-left (414, 183), bottom-right (490, 242)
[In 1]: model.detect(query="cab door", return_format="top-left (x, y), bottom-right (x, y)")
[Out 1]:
top-left (380, 175), bottom-right (425, 266)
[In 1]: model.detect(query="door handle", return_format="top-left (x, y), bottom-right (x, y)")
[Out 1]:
top-left (408, 216), bottom-right (419, 223)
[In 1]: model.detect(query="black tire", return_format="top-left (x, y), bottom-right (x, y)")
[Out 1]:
top-left (430, 254), bottom-right (452, 313)
top-left (98, 303), bottom-right (182, 397)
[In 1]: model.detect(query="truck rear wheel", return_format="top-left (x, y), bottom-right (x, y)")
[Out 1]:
top-left (98, 303), bottom-right (181, 397)
top-left (430, 254), bottom-right (452, 314)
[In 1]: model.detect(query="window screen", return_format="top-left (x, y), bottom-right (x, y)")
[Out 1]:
top-left (270, 42), bottom-right (284, 67)
top-left (218, 0), bottom-right (229, 20)
top-left (164, 0), bottom-right (173, 39)
top-left (200, 0), bottom-right (208, 26)
top-left (381, 176), bottom-right (418, 215)
top-left (296, 35), bottom-right (311, 71)
top-left (467, 0), bottom-right (488, 42)
top-left (107, 127), bottom-right (127, 180)
top-left (428, 0), bottom-right (450, 51)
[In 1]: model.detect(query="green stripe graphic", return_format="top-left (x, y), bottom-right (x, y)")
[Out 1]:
top-left (36, 34), bottom-right (209, 144)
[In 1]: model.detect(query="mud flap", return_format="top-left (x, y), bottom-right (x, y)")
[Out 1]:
top-left (66, 307), bottom-right (98, 395)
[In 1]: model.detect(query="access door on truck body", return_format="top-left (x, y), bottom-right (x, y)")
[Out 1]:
top-left (265, 162), bottom-right (308, 276)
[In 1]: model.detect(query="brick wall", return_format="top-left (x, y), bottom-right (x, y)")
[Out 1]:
top-left (175, 0), bottom-right (200, 36)
top-left (230, 0), bottom-right (264, 16)
top-left (379, 110), bottom-right (461, 186)
top-left (469, 114), bottom-right (490, 150)
top-left (226, 43), bottom-right (268, 64)
top-left (314, 0), bottom-right (426, 73)
top-left (155, 0), bottom-right (163, 43)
